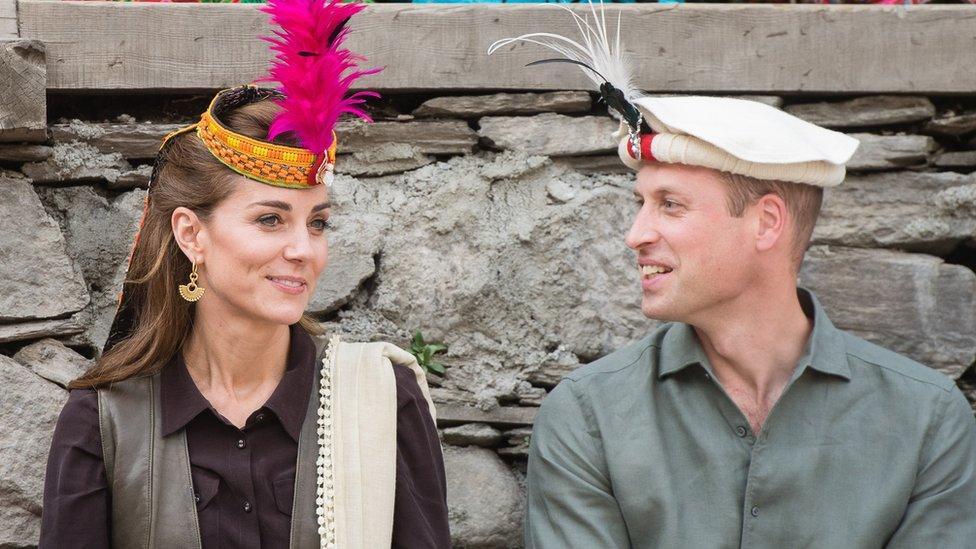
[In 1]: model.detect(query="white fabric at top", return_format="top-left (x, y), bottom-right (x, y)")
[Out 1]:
top-left (633, 96), bottom-right (860, 165)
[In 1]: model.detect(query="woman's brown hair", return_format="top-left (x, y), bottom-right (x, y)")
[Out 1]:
top-left (70, 99), bottom-right (324, 389)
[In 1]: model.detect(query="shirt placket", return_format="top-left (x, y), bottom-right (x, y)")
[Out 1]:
top-left (700, 365), bottom-right (806, 548)
top-left (231, 412), bottom-right (264, 547)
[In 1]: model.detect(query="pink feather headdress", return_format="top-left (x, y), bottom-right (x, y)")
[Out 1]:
top-left (260, 0), bottom-right (381, 154)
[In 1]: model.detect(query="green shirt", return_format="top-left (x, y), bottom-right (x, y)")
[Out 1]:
top-left (526, 291), bottom-right (976, 548)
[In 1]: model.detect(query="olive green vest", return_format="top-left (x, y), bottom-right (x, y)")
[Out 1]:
top-left (97, 342), bottom-right (326, 548)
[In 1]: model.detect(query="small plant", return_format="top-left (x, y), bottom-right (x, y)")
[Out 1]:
top-left (410, 331), bottom-right (448, 376)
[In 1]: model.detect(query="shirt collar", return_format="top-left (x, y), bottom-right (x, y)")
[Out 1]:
top-left (161, 323), bottom-right (316, 441)
top-left (657, 288), bottom-right (851, 382)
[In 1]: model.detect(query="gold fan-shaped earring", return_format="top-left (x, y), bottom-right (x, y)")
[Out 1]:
top-left (179, 262), bottom-right (206, 302)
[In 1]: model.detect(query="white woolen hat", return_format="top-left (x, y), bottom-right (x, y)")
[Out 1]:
top-left (613, 95), bottom-right (861, 187)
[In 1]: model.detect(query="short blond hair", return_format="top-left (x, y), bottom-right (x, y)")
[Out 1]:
top-left (717, 171), bottom-right (824, 270)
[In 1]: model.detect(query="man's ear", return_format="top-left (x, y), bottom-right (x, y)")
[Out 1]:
top-left (754, 193), bottom-right (788, 254)
top-left (172, 206), bottom-right (208, 264)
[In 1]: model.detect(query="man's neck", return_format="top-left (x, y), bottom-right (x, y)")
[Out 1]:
top-left (689, 283), bottom-right (813, 430)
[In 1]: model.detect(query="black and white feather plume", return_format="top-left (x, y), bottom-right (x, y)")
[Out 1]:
top-left (487, 0), bottom-right (648, 136)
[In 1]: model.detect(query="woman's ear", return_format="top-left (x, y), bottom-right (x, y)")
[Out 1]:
top-left (172, 206), bottom-right (207, 264)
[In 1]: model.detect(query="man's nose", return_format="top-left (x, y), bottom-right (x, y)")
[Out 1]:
top-left (625, 208), bottom-right (661, 251)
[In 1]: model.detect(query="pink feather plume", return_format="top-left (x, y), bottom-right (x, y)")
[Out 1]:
top-left (259, 0), bottom-right (381, 153)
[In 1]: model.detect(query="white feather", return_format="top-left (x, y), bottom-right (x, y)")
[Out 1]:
top-left (487, 0), bottom-right (639, 102)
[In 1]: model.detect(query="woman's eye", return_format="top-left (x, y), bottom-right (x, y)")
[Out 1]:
top-left (258, 214), bottom-right (280, 226)
top-left (310, 218), bottom-right (330, 231)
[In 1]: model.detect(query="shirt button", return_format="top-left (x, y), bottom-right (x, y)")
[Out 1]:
top-left (751, 506), bottom-right (759, 517)
top-left (704, 372), bottom-right (711, 380)
top-left (735, 426), bottom-right (748, 437)
top-left (194, 492), bottom-right (200, 504)
top-left (237, 438), bottom-right (246, 449)
top-left (255, 413), bottom-right (266, 423)
top-left (243, 501), bottom-right (252, 513)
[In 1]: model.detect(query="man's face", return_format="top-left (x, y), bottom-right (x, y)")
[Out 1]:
top-left (625, 163), bottom-right (758, 323)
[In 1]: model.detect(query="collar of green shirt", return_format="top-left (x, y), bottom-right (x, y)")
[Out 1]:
top-left (657, 288), bottom-right (852, 382)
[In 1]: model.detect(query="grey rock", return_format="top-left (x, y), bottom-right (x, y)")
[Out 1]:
top-left (306, 208), bottom-right (385, 316)
top-left (846, 133), bottom-right (937, 172)
top-left (0, 144), bottom-right (52, 163)
top-left (498, 426), bottom-right (532, 459)
top-left (13, 339), bottom-right (92, 389)
top-left (800, 246), bottom-right (976, 379)
top-left (731, 95), bottom-right (784, 109)
top-left (554, 155), bottom-right (631, 175)
top-left (813, 171), bottom-right (976, 254)
top-left (21, 142), bottom-right (132, 186)
top-left (50, 121), bottom-right (184, 160)
top-left (336, 119), bottom-right (477, 155)
top-left (0, 355), bottom-right (68, 548)
top-left (934, 150), bottom-right (976, 170)
top-left (478, 114), bottom-right (618, 156)
top-left (0, 316), bottom-right (85, 345)
top-left (957, 376), bottom-right (976, 415)
top-left (784, 96), bottom-right (935, 128)
top-left (444, 446), bottom-right (523, 548)
top-left (430, 387), bottom-right (484, 408)
top-left (414, 91), bottom-right (592, 118)
top-left (513, 382), bottom-right (547, 407)
top-left (523, 347), bottom-right (581, 389)
top-left (932, 183), bottom-right (976, 218)
top-left (340, 154), bottom-right (650, 402)
top-left (0, 40), bottom-right (47, 144)
top-left (442, 423), bottom-right (504, 448)
top-left (925, 112), bottom-right (976, 137)
top-left (36, 186), bottom-right (146, 350)
top-left (437, 404), bottom-right (538, 429)
top-left (338, 144), bottom-right (434, 177)
top-left (107, 164), bottom-right (152, 190)
top-left (0, 173), bottom-right (89, 322)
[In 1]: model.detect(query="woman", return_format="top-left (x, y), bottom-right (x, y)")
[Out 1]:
top-left (39, 2), bottom-right (451, 547)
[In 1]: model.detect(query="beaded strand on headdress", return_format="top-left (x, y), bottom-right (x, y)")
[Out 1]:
top-left (316, 335), bottom-right (340, 548)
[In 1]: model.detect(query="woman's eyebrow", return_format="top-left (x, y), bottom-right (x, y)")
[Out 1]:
top-left (248, 200), bottom-right (331, 212)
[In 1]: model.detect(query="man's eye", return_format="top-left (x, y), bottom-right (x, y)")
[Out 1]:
top-left (663, 199), bottom-right (680, 210)
top-left (258, 214), bottom-right (280, 226)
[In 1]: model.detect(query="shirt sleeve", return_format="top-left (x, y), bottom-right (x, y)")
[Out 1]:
top-left (885, 386), bottom-right (976, 548)
top-left (525, 380), bottom-right (630, 549)
top-left (390, 365), bottom-right (452, 549)
top-left (39, 388), bottom-right (111, 549)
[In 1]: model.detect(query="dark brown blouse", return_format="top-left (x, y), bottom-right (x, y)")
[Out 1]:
top-left (39, 325), bottom-right (451, 548)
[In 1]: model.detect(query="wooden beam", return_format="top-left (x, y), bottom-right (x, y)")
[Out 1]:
top-left (0, 0), bottom-right (17, 41)
top-left (0, 39), bottom-right (46, 143)
top-left (18, 3), bottom-right (976, 93)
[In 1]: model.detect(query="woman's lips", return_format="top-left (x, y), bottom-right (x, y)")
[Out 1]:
top-left (267, 276), bottom-right (307, 295)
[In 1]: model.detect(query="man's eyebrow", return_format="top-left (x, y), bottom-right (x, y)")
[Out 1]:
top-left (248, 200), bottom-right (332, 213)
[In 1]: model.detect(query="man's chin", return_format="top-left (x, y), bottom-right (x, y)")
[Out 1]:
top-left (640, 295), bottom-right (680, 322)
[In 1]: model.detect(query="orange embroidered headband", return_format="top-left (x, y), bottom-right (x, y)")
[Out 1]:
top-left (156, 85), bottom-right (338, 189)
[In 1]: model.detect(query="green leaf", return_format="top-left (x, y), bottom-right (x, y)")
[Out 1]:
top-left (427, 343), bottom-right (448, 355)
top-left (428, 362), bottom-right (446, 375)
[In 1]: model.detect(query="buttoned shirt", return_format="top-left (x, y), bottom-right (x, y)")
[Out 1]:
top-left (525, 291), bottom-right (976, 548)
top-left (40, 324), bottom-right (451, 548)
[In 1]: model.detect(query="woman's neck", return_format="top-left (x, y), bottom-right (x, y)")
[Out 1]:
top-left (181, 314), bottom-right (291, 426)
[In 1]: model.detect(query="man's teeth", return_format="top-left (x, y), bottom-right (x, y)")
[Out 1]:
top-left (270, 277), bottom-right (303, 288)
top-left (640, 265), bottom-right (672, 276)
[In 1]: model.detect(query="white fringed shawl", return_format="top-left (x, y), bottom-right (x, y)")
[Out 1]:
top-left (315, 337), bottom-right (437, 549)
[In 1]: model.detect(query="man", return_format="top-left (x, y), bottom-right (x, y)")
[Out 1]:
top-left (486, 8), bottom-right (976, 545)
top-left (522, 92), bottom-right (976, 546)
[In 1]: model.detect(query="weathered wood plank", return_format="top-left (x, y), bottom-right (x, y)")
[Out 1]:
top-left (19, 3), bottom-right (976, 93)
top-left (0, 39), bottom-right (45, 143)
top-left (0, 0), bottom-right (17, 41)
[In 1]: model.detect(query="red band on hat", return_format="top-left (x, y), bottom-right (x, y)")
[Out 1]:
top-left (626, 133), bottom-right (657, 162)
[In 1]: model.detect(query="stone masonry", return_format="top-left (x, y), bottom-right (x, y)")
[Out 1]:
top-left (2, 92), bottom-right (975, 548)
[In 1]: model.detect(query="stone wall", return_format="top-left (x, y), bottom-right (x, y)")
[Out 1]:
top-left (1, 91), bottom-right (975, 548)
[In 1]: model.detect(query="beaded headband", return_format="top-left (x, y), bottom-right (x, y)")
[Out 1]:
top-left (154, 86), bottom-right (340, 190)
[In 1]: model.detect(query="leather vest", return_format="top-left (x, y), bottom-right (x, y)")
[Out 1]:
top-left (97, 342), bottom-right (326, 548)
